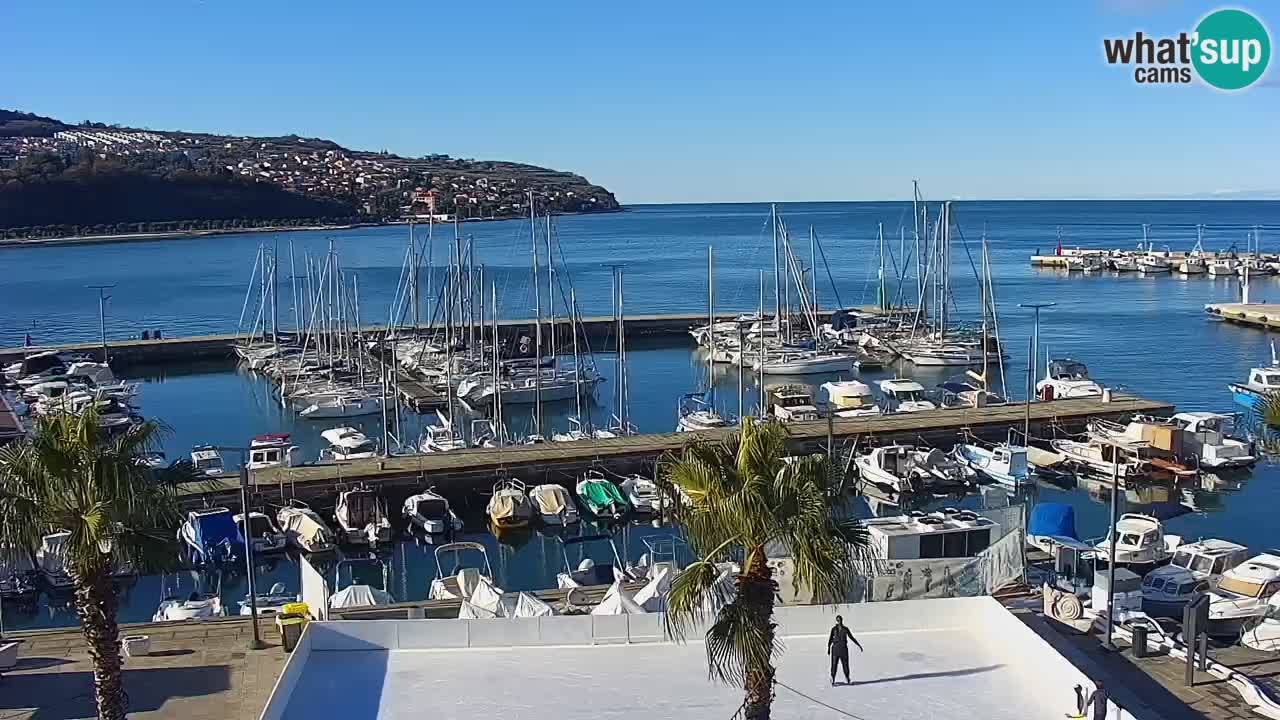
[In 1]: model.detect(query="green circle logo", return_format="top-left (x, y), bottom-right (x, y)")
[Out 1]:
top-left (1192, 9), bottom-right (1271, 90)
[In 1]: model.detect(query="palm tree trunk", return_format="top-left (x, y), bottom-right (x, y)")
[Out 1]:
top-left (72, 562), bottom-right (127, 720)
top-left (741, 563), bottom-right (776, 720)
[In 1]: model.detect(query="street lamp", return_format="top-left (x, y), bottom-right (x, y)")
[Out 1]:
top-left (215, 446), bottom-right (267, 650)
top-left (87, 284), bottom-right (115, 362)
top-left (1018, 302), bottom-right (1056, 441)
top-left (1098, 436), bottom-right (1145, 652)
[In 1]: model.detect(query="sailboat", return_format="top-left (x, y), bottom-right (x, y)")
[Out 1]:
top-left (678, 247), bottom-right (731, 431)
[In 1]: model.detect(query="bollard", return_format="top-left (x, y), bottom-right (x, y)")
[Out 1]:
top-left (1131, 624), bottom-right (1148, 659)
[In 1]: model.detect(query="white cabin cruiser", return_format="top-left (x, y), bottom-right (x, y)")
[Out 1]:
top-left (1242, 594), bottom-right (1280, 652)
top-left (190, 446), bottom-right (226, 476)
top-left (402, 489), bottom-right (463, 535)
top-left (320, 427), bottom-right (378, 461)
top-left (234, 512), bottom-right (288, 554)
top-left (766, 385), bottom-right (823, 422)
top-left (247, 434), bottom-right (301, 471)
top-left (1051, 438), bottom-right (1148, 479)
top-left (276, 500), bottom-right (337, 553)
top-left (856, 445), bottom-right (973, 494)
top-left (335, 486), bottom-right (393, 545)
top-left (1142, 539), bottom-right (1248, 612)
top-left (1093, 513), bottom-right (1181, 569)
top-left (1207, 256), bottom-right (1239, 276)
top-left (1111, 254), bottom-right (1139, 272)
top-left (1036, 358), bottom-right (1103, 400)
top-left (1206, 553), bottom-right (1280, 636)
top-left (676, 392), bottom-right (729, 432)
top-left (752, 351), bottom-right (852, 375)
top-left (1230, 353), bottom-right (1280, 410)
top-left (878, 379), bottom-right (936, 413)
top-left (1167, 412), bottom-right (1255, 468)
top-left (429, 542), bottom-right (496, 601)
top-left (1137, 254), bottom-right (1171, 274)
top-left (619, 475), bottom-right (661, 514)
top-left (953, 440), bottom-right (1032, 487)
top-left (530, 484), bottom-right (581, 525)
top-left (818, 380), bottom-right (881, 418)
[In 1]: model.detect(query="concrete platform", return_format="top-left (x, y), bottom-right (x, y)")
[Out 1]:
top-left (1205, 302), bottom-right (1280, 332)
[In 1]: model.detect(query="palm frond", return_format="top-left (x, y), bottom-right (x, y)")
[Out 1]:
top-left (664, 559), bottom-right (736, 639)
top-left (704, 597), bottom-right (779, 686)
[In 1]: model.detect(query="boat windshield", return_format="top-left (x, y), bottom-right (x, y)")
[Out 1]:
top-left (414, 498), bottom-right (448, 517)
top-left (1049, 361), bottom-right (1089, 379)
top-left (194, 457), bottom-right (222, 470)
top-left (340, 442), bottom-right (375, 456)
top-left (247, 515), bottom-right (274, 537)
top-left (1262, 372), bottom-right (1280, 387)
top-left (895, 390), bottom-right (923, 402)
top-left (1218, 576), bottom-right (1266, 598)
top-left (1119, 532), bottom-right (1143, 547)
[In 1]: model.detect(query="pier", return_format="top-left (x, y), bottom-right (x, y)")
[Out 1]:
top-left (1204, 302), bottom-right (1280, 331)
top-left (177, 394), bottom-right (1173, 509)
top-left (1029, 247), bottom-right (1258, 268)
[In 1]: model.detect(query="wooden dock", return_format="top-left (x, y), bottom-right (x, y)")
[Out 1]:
top-left (1204, 302), bottom-right (1280, 331)
top-left (180, 394), bottom-right (1173, 508)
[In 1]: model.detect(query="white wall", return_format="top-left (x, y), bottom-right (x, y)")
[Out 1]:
top-left (258, 623), bottom-right (313, 720)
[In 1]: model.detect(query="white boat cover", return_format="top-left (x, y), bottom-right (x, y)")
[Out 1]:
top-left (467, 576), bottom-right (505, 616)
top-left (530, 485), bottom-right (571, 515)
top-left (503, 592), bottom-right (555, 618)
top-left (1027, 446), bottom-right (1066, 468)
top-left (458, 599), bottom-right (498, 619)
top-left (329, 584), bottom-right (394, 609)
top-left (37, 531), bottom-right (71, 576)
top-left (591, 580), bottom-right (647, 615)
top-left (279, 508), bottom-right (334, 550)
top-left (632, 566), bottom-right (672, 612)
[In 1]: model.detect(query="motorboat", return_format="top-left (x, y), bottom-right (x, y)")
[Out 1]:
top-left (766, 385), bottom-right (823, 422)
top-left (1166, 412), bottom-right (1255, 468)
top-left (1137, 254), bottom-right (1171, 274)
top-left (1239, 258), bottom-right (1273, 277)
top-left (1110, 254), bottom-right (1139, 272)
top-left (247, 433), bottom-right (301, 471)
top-left (428, 542), bottom-right (495, 601)
top-left (330, 557), bottom-right (396, 611)
top-left (878, 379), bottom-right (936, 413)
top-left (619, 474), bottom-right (661, 514)
top-left (1207, 256), bottom-right (1239, 276)
top-left (1036, 358), bottom-right (1103, 400)
top-left (1229, 348), bottom-right (1280, 409)
top-left (897, 339), bottom-right (989, 367)
top-left (855, 445), bottom-right (973, 494)
top-left (153, 573), bottom-right (224, 622)
top-left (138, 451), bottom-right (167, 468)
top-left (1206, 553), bottom-right (1280, 636)
top-left (1051, 438), bottom-right (1147, 479)
top-left (487, 479), bottom-right (534, 529)
top-left (576, 471), bottom-right (630, 519)
top-left (557, 534), bottom-right (636, 589)
top-left (1242, 594), bottom-right (1280, 652)
top-left (419, 410), bottom-right (468, 452)
top-left (1142, 538), bottom-right (1248, 612)
top-left (1, 545), bottom-right (37, 600)
top-left (276, 500), bottom-right (337, 553)
top-left (334, 486), bottom-right (393, 545)
top-left (935, 380), bottom-right (1005, 409)
top-left (529, 484), bottom-right (581, 525)
top-left (1026, 503), bottom-right (1082, 555)
top-left (403, 489), bottom-right (463, 535)
top-left (190, 446), bottom-right (226, 476)
top-left (752, 351), bottom-right (852, 375)
top-left (1179, 255), bottom-right (1207, 274)
top-left (178, 508), bottom-right (244, 565)
top-left (234, 511), bottom-right (288, 554)
top-left (36, 531), bottom-right (74, 590)
top-left (1093, 513), bottom-right (1181, 569)
top-left (299, 391), bottom-right (384, 419)
top-left (459, 367), bottom-right (602, 406)
top-left (237, 582), bottom-right (299, 617)
top-left (952, 439), bottom-right (1032, 487)
top-left (818, 380), bottom-right (881, 418)
top-left (676, 391), bottom-right (729, 432)
top-left (319, 427), bottom-right (378, 461)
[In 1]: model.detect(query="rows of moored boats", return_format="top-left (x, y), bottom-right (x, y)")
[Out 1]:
top-left (1054, 225), bottom-right (1274, 278)
top-left (2, 350), bottom-right (144, 435)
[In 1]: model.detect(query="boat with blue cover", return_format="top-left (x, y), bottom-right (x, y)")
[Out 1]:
top-left (178, 507), bottom-right (245, 565)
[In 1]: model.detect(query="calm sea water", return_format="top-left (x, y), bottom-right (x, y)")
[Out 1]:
top-left (5, 200), bottom-right (1280, 630)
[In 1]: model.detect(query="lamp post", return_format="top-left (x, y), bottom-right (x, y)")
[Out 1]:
top-left (87, 284), bottom-right (115, 362)
top-left (1018, 302), bottom-right (1056, 440)
top-left (1100, 437), bottom-right (1144, 652)
top-left (215, 446), bottom-right (266, 650)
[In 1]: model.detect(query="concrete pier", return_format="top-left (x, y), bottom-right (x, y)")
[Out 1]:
top-left (1204, 302), bottom-right (1280, 331)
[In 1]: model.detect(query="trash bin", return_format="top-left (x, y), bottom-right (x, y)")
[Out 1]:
top-left (1132, 623), bottom-right (1149, 658)
top-left (276, 601), bottom-right (311, 653)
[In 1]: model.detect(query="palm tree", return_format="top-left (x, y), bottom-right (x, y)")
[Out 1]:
top-left (658, 417), bottom-right (870, 720)
top-left (0, 409), bottom-right (187, 720)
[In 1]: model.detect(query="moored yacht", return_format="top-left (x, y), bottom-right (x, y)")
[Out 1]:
top-left (529, 484), bottom-right (580, 525)
top-left (576, 470), bottom-right (630, 519)
top-left (819, 380), bottom-right (880, 417)
top-left (1050, 438), bottom-right (1147, 478)
top-left (766, 385), bottom-right (822, 422)
top-left (878, 379), bottom-right (936, 413)
top-left (334, 486), bottom-right (393, 546)
top-left (247, 434), bottom-right (301, 471)
top-left (1093, 513), bottom-right (1181, 570)
top-left (953, 439), bottom-right (1032, 487)
top-left (190, 446), bottom-right (226, 476)
top-left (676, 391), bottom-right (729, 432)
top-left (276, 500), bottom-right (337, 553)
top-left (234, 511), bottom-right (288, 554)
top-left (1036, 358), bottom-right (1103, 400)
top-left (1229, 348), bottom-right (1280, 409)
top-left (429, 542), bottom-right (495, 601)
top-left (1206, 553), bottom-right (1280, 636)
top-left (320, 427), bottom-right (378, 461)
top-left (403, 489), bottom-right (463, 535)
top-left (1142, 538), bottom-right (1248, 612)
top-left (487, 479), bottom-right (534, 529)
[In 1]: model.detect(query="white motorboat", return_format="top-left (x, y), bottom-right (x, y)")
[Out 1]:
top-left (1137, 254), bottom-right (1171, 274)
top-left (429, 542), bottom-right (495, 601)
top-left (766, 385), bottom-right (823, 422)
top-left (1206, 553), bottom-right (1280, 636)
top-left (1093, 513), bottom-right (1181, 568)
top-left (898, 339), bottom-right (989, 367)
top-left (403, 489), bottom-right (463, 535)
top-left (247, 434), bottom-right (301, 471)
top-left (818, 380), bottom-right (881, 418)
top-left (153, 573), bottom-right (224, 622)
top-left (952, 440), bottom-right (1032, 487)
top-left (1179, 255), bottom-right (1208, 274)
top-left (335, 486), bottom-right (393, 545)
top-left (1050, 438), bottom-right (1147, 478)
top-left (320, 427), bottom-right (378, 461)
top-left (529, 484), bottom-right (580, 525)
top-left (576, 471), bottom-right (631, 519)
top-left (237, 582), bottom-right (299, 617)
top-left (1239, 259), bottom-right (1273, 277)
top-left (1142, 538), bottom-right (1248, 612)
top-left (234, 512), bottom-right (287, 554)
top-left (676, 391), bottom-right (729, 432)
top-left (1111, 254), bottom-right (1139, 272)
top-left (752, 351), bottom-right (852, 375)
top-left (1229, 348), bottom-right (1280, 409)
top-left (419, 410), bottom-right (468, 452)
top-left (1166, 412), bottom-right (1255, 468)
top-left (487, 478), bottom-right (534, 529)
top-left (276, 500), bottom-right (337, 553)
top-left (190, 446), bottom-right (226, 476)
top-left (459, 367), bottom-right (601, 406)
top-left (619, 475), bottom-right (661, 514)
top-left (856, 445), bottom-right (972, 494)
top-left (329, 558), bottom-right (396, 611)
top-left (1036, 358), bottom-right (1103, 400)
top-left (557, 534), bottom-right (636, 589)
top-left (36, 531), bottom-right (74, 590)
top-left (299, 392), bottom-right (383, 419)
top-left (1207, 257), bottom-right (1239, 276)
top-left (1242, 594), bottom-right (1280, 652)
top-left (878, 379), bottom-right (936, 413)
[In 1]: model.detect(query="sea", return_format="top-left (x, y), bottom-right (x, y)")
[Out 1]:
top-left (3, 200), bottom-right (1280, 630)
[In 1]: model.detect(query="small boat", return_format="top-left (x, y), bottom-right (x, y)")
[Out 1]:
top-left (856, 445), bottom-right (972, 493)
top-left (428, 542), bottom-right (495, 601)
top-left (529, 484), bottom-right (580, 525)
top-left (576, 471), bottom-right (630, 519)
top-left (330, 557), bottom-right (396, 611)
top-left (1239, 259), bottom-right (1273, 277)
top-left (619, 475), bottom-right (661, 514)
top-left (752, 351), bottom-right (852, 375)
top-left (238, 582), bottom-right (299, 617)
top-left (1142, 538), bottom-right (1248, 613)
top-left (190, 446), bottom-right (226, 476)
top-left (178, 508), bottom-right (244, 565)
top-left (419, 410), bottom-right (468, 452)
top-left (1036, 358), bottom-right (1103, 400)
top-left (1051, 438), bottom-right (1147, 478)
top-left (953, 439), bottom-right (1032, 487)
top-left (1137, 254), bottom-right (1171, 274)
top-left (334, 486), bottom-right (393, 545)
top-left (1206, 552), bottom-right (1280, 636)
top-left (1026, 502), bottom-right (1082, 554)
top-left (319, 427), bottom-right (378, 461)
top-left (276, 500), bottom-right (337, 553)
top-left (153, 572), bottom-right (224, 622)
top-left (234, 511), bottom-right (288, 554)
top-left (403, 489), bottom-right (463, 535)
top-left (818, 380), bottom-right (881, 418)
top-left (1179, 255), bottom-right (1207, 274)
top-left (557, 534), bottom-right (636, 589)
top-left (1093, 513), bottom-right (1180, 569)
top-left (487, 479), bottom-right (534, 529)
top-left (299, 392), bottom-right (383, 419)
top-left (878, 379), bottom-right (936, 413)
top-left (676, 391), bottom-right (729, 432)
top-left (1111, 254), bottom-right (1139, 272)
top-left (766, 385), bottom-right (823, 422)
top-left (247, 434), bottom-right (301, 471)
top-left (1165, 412), bottom-right (1255, 469)
top-left (36, 531), bottom-right (74, 590)
top-left (1242, 594), bottom-right (1280, 652)
top-left (1229, 346), bottom-right (1280, 409)
top-left (1207, 256), bottom-right (1239, 276)
top-left (138, 451), bottom-right (167, 468)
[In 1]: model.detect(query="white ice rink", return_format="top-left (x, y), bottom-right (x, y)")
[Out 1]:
top-left (280, 627), bottom-right (1069, 720)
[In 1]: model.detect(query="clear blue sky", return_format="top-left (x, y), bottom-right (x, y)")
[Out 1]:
top-left (4, 0), bottom-right (1276, 203)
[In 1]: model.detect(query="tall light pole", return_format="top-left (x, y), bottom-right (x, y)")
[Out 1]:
top-left (1018, 302), bottom-right (1056, 441)
top-left (1100, 437), bottom-right (1144, 652)
top-left (215, 446), bottom-right (267, 650)
top-left (87, 284), bottom-right (115, 362)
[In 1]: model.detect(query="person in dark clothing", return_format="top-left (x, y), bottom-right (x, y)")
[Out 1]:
top-left (827, 615), bottom-right (863, 685)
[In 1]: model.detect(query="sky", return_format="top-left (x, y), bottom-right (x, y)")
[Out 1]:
top-left (3, 0), bottom-right (1277, 203)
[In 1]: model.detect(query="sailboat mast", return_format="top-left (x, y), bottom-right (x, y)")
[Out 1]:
top-left (758, 269), bottom-right (766, 418)
top-left (618, 267), bottom-right (628, 431)
top-left (878, 222), bottom-right (886, 311)
top-left (809, 226), bottom-right (818, 319)
top-left (425, 217), bottom-right (433, 332)
top-left (546, 212), bottom-right (556, 362)
top-left (493, 282), bottom-right (502, 445)
top-left (771, 203), bottom-right (782, 335)
top-left (571, 288), bottom-right (582, 423)
top-left (409, 221), bottom-right (419, 329)
top-left (529, 191), bottom-right (543, 436)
